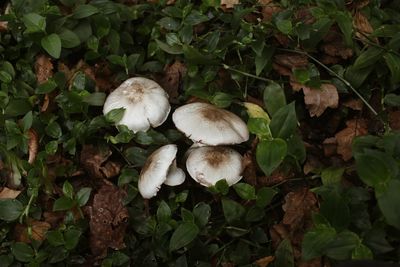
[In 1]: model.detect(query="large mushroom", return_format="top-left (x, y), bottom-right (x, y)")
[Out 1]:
top-left (138, 144), bottom-right (185, 199)
top-left (103, 77), bottom-right (171, 133)
top-left (172, 102), bottom-right (249, 146)
top-left (186, 146), bottom-right (244, 187)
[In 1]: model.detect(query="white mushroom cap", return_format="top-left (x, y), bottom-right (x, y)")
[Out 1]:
top-left (138, 144), bottom-right (185, 199)
top-left (186, 146), bottom-right (244, 187)
top-left (103, 77), bottom-right (171, 133)
top-left (172, 102), bottom-right (249, 146)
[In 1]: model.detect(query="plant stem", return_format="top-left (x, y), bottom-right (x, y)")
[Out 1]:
top-left (278, 48), bottom-right (379, 116)
top-left (222, 64), bottom-right (273, 83)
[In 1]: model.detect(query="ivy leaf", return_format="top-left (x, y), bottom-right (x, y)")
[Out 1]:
top-left (256, 138), bottom-right (287, 176)
top-left (169, 223), bottom-right (199, 251)
top-left (41, 34), bottom-right (62, 59)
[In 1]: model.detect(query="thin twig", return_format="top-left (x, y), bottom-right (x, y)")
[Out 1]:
top-left (222, 64), bottom-right (273, 83)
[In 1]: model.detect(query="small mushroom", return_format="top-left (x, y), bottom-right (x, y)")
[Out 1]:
top-left (103, 77), bottom-right (171, 133)
top-left (186, 146), bottom-right (244, 187)
top-left (138, 144), bottom-right (185, 199)
top-left (172, 102), bottom-right (249, 146)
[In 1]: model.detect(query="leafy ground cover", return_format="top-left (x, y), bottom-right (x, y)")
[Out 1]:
top-left (0, 0), bottom-right (400, 266)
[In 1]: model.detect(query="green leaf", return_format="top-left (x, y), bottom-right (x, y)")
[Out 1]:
top-left (0, 199), bottom-right (24, 221)
top-left (184, 10), bottom-right (209, 25)
top-left (214, 179), bottom-right (229, 195)
top-left (384, 53), bottom-right (400, 84)
top-left (355, 153), bottom-right (392, 187)
top-left (105, 108), bottom-right (125, 123)
top-left (45, 121), bottom-right (62, 138)
top-left (5, 99), bottom-right (32, 116)
top-left (22, 13), bottom-right (46, 33)
top-left (0, 71), bottom-right (12, 83)
top-left (59, 29), bottom-right (81, 48)
top-left (263, 82), bottom-right (286, 116)
top-left (47, 230), bottom-right (65, 246)
top-left (11, 243), bottom-right (34, 262)
top-left (73, 4), bottom-right (99, 19)
top-left (64, 229), bottom-right (81, 250)
top-left (255, 46), bottom-right (274, 76)
top-left (345, 65), bottom-right (374, 88)
top-left (335, 11), bottom-right (353, 46)
top-left (276, 19), bottom-right (292, 35)
top-left (21, 111), bottom-right (33, 132)
top-left (53, 196), bottom-right (75, 211)
top-left (36, 79), bottom-right (58, 94)
top-left (62, 181), bottom-right (74, 199)
top-left (302, 224), bottom-right (337, 260)
top-left (193, 202), bottom-right (211, 228)
top-left (320, 192), bottom-right (351, 231)
top-left (275, 239), bottom-right (294, 267)
top-left (256, 187), bottom-right (278, 208)
top-left (325, 231), bottom-right (360, 260)
top-left (155, 39), bottom-right (183, 55)
top-left (376, 179), bottom-right (400, 229)
top-left (384, 93), bottom-right (400, 107)
top-left (270, 102), bottom-right (297, 140)
top-left (157, 200), bottom-right (171, 222)
top-left (41, 34), bottom-right (62, 59)
top-left (352, 243), bottom-right (373, 260)
top-left (222, 198), bottom-right (245, 224)
top-left (233, 183), bottom-right (256, 200)
top-left (321, 167), bottom-right (344, 185)
top-left (286, 133), bottom-right (306, 163)
top-left (76, 187), bottom-right (91, 207)
top-left (158, 17), bottom-right (181, 31)
top-left (353, 47), bottom-right (383, 70)
top-left (83, 92), bottom-right (106, 106)
top-left (256, 138), bottom-right (287, 176)
top-left (169, 222), bottom-right (199, 251)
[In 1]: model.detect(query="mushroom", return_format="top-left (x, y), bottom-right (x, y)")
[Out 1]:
top-left (172, 102), bottom-right (249, 146)
top-left (103, 77), bottom-right (171, 133)
top-left (138, 144), bottom-right (185, 199)
top-left (186, 146), bottom-right (244, 187)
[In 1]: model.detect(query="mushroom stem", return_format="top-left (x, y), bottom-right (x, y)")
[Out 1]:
top-left (164, 160), bottom-right (185, 186)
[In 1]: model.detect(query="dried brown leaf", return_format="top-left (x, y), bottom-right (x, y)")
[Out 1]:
top-left (255, 256), bottom-right (275, 267)
top-left (35, 55), bottom-right (53, 84)
top-left (303, 84), bottom-right (339, 117)
top-left (28, 129), bottom-right (39, 164)
top-left (274, 54), bottom-right (309, 70)
top-left (323, 137), bottom-right (337, 157)
top-left (80, 145), bottom-right (120, 179)
top-left (353, 11), bottom-right (374, 41)
top-left (282, 188), bottom-right (318, 233)
top-left (221, 0), bottom-right (239, 9)
top-left (389, 110), bottom-right (400, 131)
top-left (335, 119), bottom-right (368, 161)
top-left (157, 61), bottom-right (186, 104)
top-left (85, 181), bottom-right (129, 259)
top-left (258, 0), bottom-right (281, 22)
top-left (0, 187), bottom-right (21, 199)
top-left (343, 98), bottom-right (363, 111)
top-left (0, 21), bottom-right (8, 32)
top-left (14, 220), bottom-right (51, 243)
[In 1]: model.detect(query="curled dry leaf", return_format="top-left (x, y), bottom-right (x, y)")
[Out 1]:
top-left (0, 21), bottom-right (8, 32)
top-left (85, 181), bottom-right (129, 259)
top-left (0, 187), bottom-right (21, 199)
top-left (254, 256), bottom-right (275, 267)
top-left (80, 145), bottom-right (121, 179)
top-left (353, 11), bottom-right (374, 42)
top-left (221, 0), bottom-right (239, 9)
top-left (335, 119), bottom-right (368, 161)
top-left (14, 220), bottom-right (51, 243)
top-left (28, 129), bottom-right (39, 164)
top-left (274, 54), bottom-right (309, 71)
top-left (35, 55), bottom-right (53, 84)
top-left (303, 84), bottom-right (339, 117)
top-left (157, 60), bottom-right (186, 104)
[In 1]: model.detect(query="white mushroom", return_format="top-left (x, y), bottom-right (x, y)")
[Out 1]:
top-left (138, 144), bottom-right (185, 199)
top-left (186, 146), bottom-right (244, 187)
top-left (103, 77), bottom-right (171, 133)
top-left (172, 102), bottom-right (249, 146)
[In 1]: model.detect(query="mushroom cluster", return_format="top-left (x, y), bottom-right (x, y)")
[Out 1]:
top-left (103, 77), bottom-right (249, 199)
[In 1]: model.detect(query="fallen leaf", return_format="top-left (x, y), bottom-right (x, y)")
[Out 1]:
top-left (0, 21), bottom-right (8, 32)
top-left (157, 60), bottom-right (186, 104)
top-left (14, 220), bottom-right (51, 243)
top-left (221, 0), bottom-right (239, 9)
top-left (343, 98), bottom-right (363, 111)
top-left (322, 137), bottom-right (337, 157)
top-left (335, 119), bottom-right (368, 161)
top-left (255, 256), bottom-right (275, 267)
top-left (35, 55), bottom-right (53, 84)
top-left (303, 155), bottom-right (323, 175)
top-left (27, 129), bottom-right (39, 164)
top-left (242, 152), bottom-right (258, 186)
top-left (303, 84), bottom-right (339, 117)
top-left (80, 145), bottom-right (121, 179)
top-left (258, 0), bottom-right (281, 22)
top-left (0, 187), bottom-right (21, 199)
top-left (298, 258), bottom-right (323, 267)
top-left (282, 188), bottom-right (318, 233)
top-left (389, 110), bottom-right (400, 131)
top-left (43, 211), bottom-right (65, 228)
top-left (353, 11), bottom-right (374, 42)
top-left (84, 181), bottom-right (129, 259)
top-left (274, 54), bottom-right (309, 71)
top-left (321, 29), bottom-right (353, 60)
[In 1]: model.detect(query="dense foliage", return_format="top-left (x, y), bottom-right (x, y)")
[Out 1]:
top-left (0, 0), bottom-right (400, 266)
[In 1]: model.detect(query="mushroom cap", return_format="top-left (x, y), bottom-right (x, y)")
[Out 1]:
top-left (103, 77), bottom-right (171, 133)
top-left (138, 144), bottom-right (178, 199)
top-left (186, 146), bottom-right (244, 187)
top-left (172, 102), bottom-right (249, 146)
